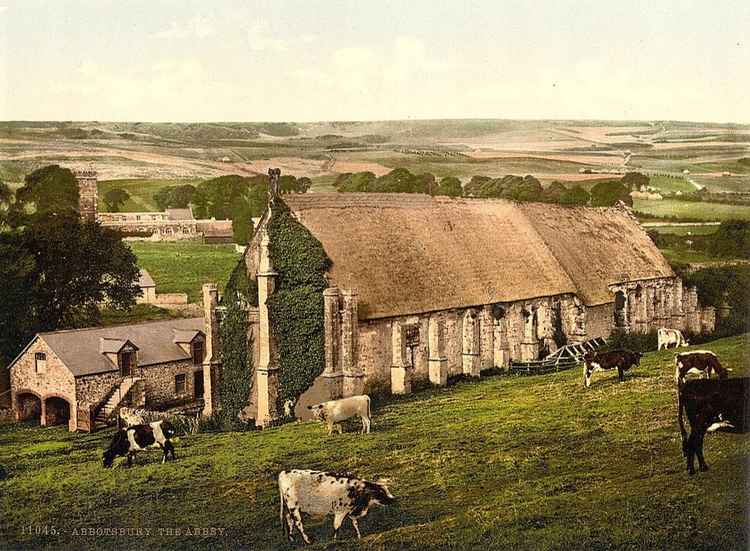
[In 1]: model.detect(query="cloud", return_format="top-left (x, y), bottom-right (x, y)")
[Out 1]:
top-left (152, 16), bottom-right (215, 39)
top-left (247, 20), bottom-right (288, 52)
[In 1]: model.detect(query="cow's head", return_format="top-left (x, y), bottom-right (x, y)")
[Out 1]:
top-left (369, 479), bottom-right (396, 506)
top-left (634, 351), bottom-right (643, 365)
top-left (160, 420), bottom-right (176, 439)
top-left (307, 404), bottom-right (325, 422)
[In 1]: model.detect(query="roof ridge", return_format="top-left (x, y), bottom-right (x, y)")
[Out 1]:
top-left (37, 316), bottom-right (203, 337)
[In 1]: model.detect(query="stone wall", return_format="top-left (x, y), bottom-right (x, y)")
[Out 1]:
top-left (75, 371), bottom-right (120, 407)
top-left (141, 360), bottom-right (197, 408)
top-left (10, 338), bottom-right (77, 430)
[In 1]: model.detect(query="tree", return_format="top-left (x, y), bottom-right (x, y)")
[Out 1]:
top-left (13, 165), bottom-right (79, 222)
top-left (25, 213), bottom-right (140, 331)
top-left (621, 172), bottom-right (650, 191)
top-left (543, 181), bottom-right (567, 203)
top-left (103, 188), bottom-right (130, 212)
top-left (336, 172), bottom-right (375, 192)
top-left (416, 173), bottom-right (436, 195)
top-left (590, 180), bottom-right (633, 207)
top-left (153, 184), bottom-right (196, 210)
top-left (436, 176), bottom-right (463, 197)
top-left (371, 168), bottom-right (418, 193)
top-left (560, 185), bottom-right (591, 206)
top-left (464, 175), bottom-right (493, 197)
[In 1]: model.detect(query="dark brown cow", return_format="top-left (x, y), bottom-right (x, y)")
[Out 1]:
top-left (674, 350), bottom-right (728, 385)
top-left (677, 377), bottom-right (749, 474)
top-left (583, 349), bottom-right (642, 387)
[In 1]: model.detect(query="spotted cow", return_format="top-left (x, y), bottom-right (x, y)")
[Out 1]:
top-left (675, 350), bottom-right (728, 385)
top-left (583, 349), bottom-right (642, 388)
top-left (102, 420), bottom-right (177, 468)
top-left (278, 469), bottom-right (395, 544)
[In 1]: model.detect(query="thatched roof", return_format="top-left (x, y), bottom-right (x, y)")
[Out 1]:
top-left (280, 194), bottom-right (672, 319)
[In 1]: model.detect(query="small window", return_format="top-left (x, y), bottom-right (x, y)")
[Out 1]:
top-left (175, 374), bottom-right (187, 395)
top-left (35, 352), bottom-right (47, 373)
top-left (191, 340), bottom-right (204, 366)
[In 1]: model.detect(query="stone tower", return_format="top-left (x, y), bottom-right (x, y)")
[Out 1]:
top-left (74, 166), bottom-right (98, 222)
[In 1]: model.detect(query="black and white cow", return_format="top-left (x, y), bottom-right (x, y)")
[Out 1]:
top-left (278, 469), bottom-right (395, 544)
top-left (677, 377), bottom-right (749, 474)
top-left (102, 420), bottom-right (177, 468)
top-left (582, 349), bottom-right (642, 387)
top-left (674, 350), bottom-right (728, 385)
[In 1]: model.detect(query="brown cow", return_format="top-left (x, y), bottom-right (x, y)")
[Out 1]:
top-left (674, 351), bottom-right (728, 385)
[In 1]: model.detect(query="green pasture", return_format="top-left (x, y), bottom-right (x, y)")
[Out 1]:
top-left (0, 334), bottom-right (747, 550)
top-left (633, 198), bottom-right (750, 221)
top-left (644, 224), bottom-right (719, 236)
top-left (128, 241), bottom-right (240, 303)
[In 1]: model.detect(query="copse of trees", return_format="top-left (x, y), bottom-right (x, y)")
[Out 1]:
top-left (188, 173), bottom-right (311, 244)
top-left (333, 167), bottom-right (608, 206)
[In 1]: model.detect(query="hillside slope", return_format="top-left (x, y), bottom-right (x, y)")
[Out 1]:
top-left (0, 334), bottom-right (747, 550)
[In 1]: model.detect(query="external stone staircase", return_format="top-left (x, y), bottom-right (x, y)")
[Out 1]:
top-left (94, 377), bottom-right (143, 430)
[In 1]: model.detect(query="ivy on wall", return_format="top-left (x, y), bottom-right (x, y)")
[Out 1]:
top-left (218, 258), bottom-right (255, 429)
top-left (266, 200), bottom-right (332, 411)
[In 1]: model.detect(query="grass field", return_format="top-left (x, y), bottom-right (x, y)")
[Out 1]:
top-left (633, 198), bottom-right (750, 221)
top-left (0, 334), bottom-right (747, 550)
top-left (659, 248), bottom-right (722, 264)
top-left (98, 179), bottom-right (202, 212)
top-left (646, 174), bottom-right (696, 194)
top-left (128, 242), bottom-right (240, 303)
top-left (644, 224), bottom-right (719, 236)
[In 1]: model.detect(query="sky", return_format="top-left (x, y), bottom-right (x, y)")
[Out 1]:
top-left (0, 0), bottom-right (748, 123)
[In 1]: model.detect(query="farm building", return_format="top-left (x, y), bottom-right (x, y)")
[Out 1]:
top-left (7, 317), bottom-right (208, 431)
top-left (221, 187), bottom-right (716, 427)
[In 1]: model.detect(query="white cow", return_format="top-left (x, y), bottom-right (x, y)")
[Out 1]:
top-left (658, 328), bottom-right (689, 350)
top-left (307, 395), bottom-right (372, 435)
top-left (278, 469), bottom-right (395, 543)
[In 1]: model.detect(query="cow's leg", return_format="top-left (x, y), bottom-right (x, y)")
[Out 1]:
top-left (165, 440), bottom-right (176, 461)
top-left (127, 452), bottom-right (134, 467)
top-left (337, 424), bottom-right (343, 435)
top-left (350, 517), bottom-right (362, 540)
top-left (363, 416), bottom-right (371, 434)
top-left (695, 430), bottom-right (709, 472)
top-left (618, 366), bottom-right (625, 382)
top-left (326, 421), bottom-right (333, 436)
top-left (332, 511), bottom-right (347, 540)
top-left (684, 428), bottom-right (695, 474)
top-left (289, 506), bottom-right (310, 544)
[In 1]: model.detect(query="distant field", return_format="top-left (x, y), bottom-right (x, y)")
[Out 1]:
top-left (691, 174), bottom-right (749, 193)
top-left (644, 224), bottom-right (719, 236)
top-left (633, 198), bottom-right (750, 221)
top-left (659, 248), bottom-right (720, 264)
top-left (128, 241), bottom-right (240, 303)
top-left (98, 178), bottom-right (202, 212)
top-left (646, 174), bottom-right (696, 194)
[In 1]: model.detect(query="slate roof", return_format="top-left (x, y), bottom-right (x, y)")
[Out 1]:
top-left (32, 318), bottom-right (205, 377)
top-left (280, 193), bottom-right (674, 319)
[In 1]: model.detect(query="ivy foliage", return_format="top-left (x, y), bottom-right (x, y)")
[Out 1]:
top-left (266, 199), bottom-right (332, 410)
top-left (218, 259), bottom-right (255, 429)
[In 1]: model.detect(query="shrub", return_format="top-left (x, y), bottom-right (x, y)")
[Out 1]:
top-left (605, 329), bottom-right (658, 353)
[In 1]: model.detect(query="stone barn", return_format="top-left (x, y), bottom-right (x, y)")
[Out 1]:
top-left (7, 317), bottom-right (209, 431)
top-left (221, 191), bottom-right (715, 428)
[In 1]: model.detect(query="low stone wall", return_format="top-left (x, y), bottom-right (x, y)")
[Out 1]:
top-left (153, 293), bottom-right (189, 306)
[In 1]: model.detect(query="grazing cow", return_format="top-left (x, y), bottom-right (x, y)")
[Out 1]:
top-left (278, 469), bottom-right (395, 543)
top-left (674, 350), bottom-right (728, 385)
top-left (677, 377), bottom-right (749, 474)
top-left (582, 349), bottom-right (642, 388)
top-left (307, 395), bottom-right (372, 435)
top-left (658, 328), bottom-right (689, 350)
top-left (102, 420), bottom-right (177, 468)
